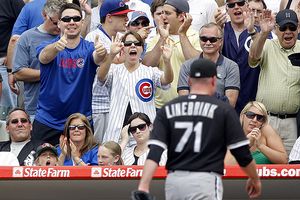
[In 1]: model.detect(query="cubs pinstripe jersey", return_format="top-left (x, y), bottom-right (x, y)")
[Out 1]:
top-left (102, 63), bottom-right (170, 142)
top-left (148, 94), bottom-right (249, 174)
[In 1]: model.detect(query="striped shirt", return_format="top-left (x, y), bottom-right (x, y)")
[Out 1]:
top-left (102, 63), bottom-right (170, 142)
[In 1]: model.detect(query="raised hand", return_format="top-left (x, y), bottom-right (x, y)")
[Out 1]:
top-left (161, 40), bottom-right (173, 61)
top-left (248, 127), bottom-right (262, 148)
top-left (69, 140), bottom-right (80, 158)
top-left (110, 35), bottom-right (124, 56)
top-left (137, 25), bottom-right (154, 40)
top-left (178, 13), bottom-right (192, 35)
top-left (80, 0), bottom-right (91, 15)
top-left (59, 135), bottom-right (68, 156)
top-left (214, 8), bottom-right (227, 28)
top-left (157, 16), bottom-right (169, 40)
top-left (94, 35), bottom-right (107, 57)
top-left (55, 29), bottom-right (68, 51)
top-left (259, 9), bottom-right (275, 33)
top-left (244, 7), bottom-right (255, 32)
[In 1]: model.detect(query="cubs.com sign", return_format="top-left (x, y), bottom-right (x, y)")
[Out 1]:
top-left (13, 167), bottom-right (70, 178)
top-left (91, 167), bottom-right (143, 178)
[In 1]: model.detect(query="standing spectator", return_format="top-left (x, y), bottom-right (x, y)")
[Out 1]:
top-left (90, 0), bottom-right (104, 32)
top-left (248, 9), bottom-right (300, 154)
top-left (99, 31), bottom-right (173, 143)
top-left (34, 143), bottom-right (59, 166)
top-left (98, 141), bottom-right (123, 165)
top-left (177, 22), bottom-right (240, 107)
top-left (12, 0), bottom-right (67, 122)
top-left (85, 0), bottom-right (133, 143)
top-left (143, 0), bottom-right (201, 109)
top-left (187, 0), bottom-right (218, 31)
top-left (136, 58), bottom-right (261, 199)
top-left (120, 112), bottom-right (167, 166)
top-left (58, 113), bottom-right (98, 166)
top-left (32, 3), bottom-right (106, 145)
top-left (0, 107), bottom-right (42, 166)
top-left (214, 0), bottom-right (269, 114)
top-left (0, 0), bottom-right (24, 127)
top-left (248, 0), bottom-right (267, 26)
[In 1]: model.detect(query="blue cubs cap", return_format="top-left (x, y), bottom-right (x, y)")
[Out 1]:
top-left (100, 0), bottom-right (134, 18)
top-left (190, 58), bottom-right (220, 79)
top-left (165, 0), bottom-right (189, 13)
top-left (276, 9), bottom-right (298, 27)
top-left (129, 11), bottom-right (150, 24)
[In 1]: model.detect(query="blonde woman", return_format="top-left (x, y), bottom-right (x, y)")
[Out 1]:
top-left (98, 141), bottom-right (123, 166)
top-left (225, 101), bottom-right (288, 164)
top-left (58, 113), bottom-right (98, 166)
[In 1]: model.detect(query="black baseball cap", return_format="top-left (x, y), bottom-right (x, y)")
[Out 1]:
top-left (35, 143), bottom-right (58, 159)
top-left (190, 58), bottom-right (220, 79)
top-left (165, 0), bottom-right (189, 13)
top-left (276, 9), bottom-right (298, 27)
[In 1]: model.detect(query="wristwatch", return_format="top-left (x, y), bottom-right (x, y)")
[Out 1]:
top-left (248, 28), bottom-right (257, 36)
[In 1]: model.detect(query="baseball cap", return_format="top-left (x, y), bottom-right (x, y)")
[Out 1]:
top-left (288, 53), bottom-right (300, 66)
top-left (165, 0), bottom-right (189, 13)
top-left (190, 58), bottom-right (220, 79)
top-left (276, 9), bottom-right (298, 27)
top-left (129, 11), bottom-right (150, 24)
top-left (100, 0), bottom-right (134, 19)
top-left (35, 143), bottom-right (58, 159)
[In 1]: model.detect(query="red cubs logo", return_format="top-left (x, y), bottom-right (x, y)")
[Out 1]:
top-left (135, 79), bottom-right (154, 102)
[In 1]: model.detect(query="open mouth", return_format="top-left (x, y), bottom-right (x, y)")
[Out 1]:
top-left (46, 160), bottom-right (51, 166)
top-left (129, 49), bottom-right (137, 56)
top-left (284, 36), bottom-right (293, 42)
top-left (233, 11), bottom-right (242, 16)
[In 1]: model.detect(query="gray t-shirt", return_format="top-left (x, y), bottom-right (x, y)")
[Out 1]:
top-left (12, 26), bottom-right (56, 115)
top-left (177, 54), bottom-right (240, 95)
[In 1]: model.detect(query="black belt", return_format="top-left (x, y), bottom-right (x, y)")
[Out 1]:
top-left (269, 112), bottom-right (297, 119)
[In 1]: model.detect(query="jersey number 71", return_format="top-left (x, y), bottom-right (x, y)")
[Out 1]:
top-left (174, 121), bottom-right (203, 153)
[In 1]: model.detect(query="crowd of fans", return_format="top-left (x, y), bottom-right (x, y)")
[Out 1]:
top-left (0, 0), bottom-right (300, 167)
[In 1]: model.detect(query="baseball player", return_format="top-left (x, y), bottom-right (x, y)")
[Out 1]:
top-left (135, 58), bottom-right (261, 200)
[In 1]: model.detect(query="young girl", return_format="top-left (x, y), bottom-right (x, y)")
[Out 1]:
top-left (98, 141), bottom-right (123, 166)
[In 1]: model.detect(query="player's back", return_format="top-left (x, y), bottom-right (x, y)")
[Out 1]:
top-left (150, 94), bottom-right (247, 175)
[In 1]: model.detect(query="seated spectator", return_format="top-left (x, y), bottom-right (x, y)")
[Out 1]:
top-left (34, 143), bottom-right (59, 166)
top-left (0, 107), bottom-right (42, 166)
top-left (99, 31), bottom-right (173, 143)
top-left (0, 152), bottom-right (19, 166)
top-left (225, 101), bottom-right (288, 165)
top-left (98, 141), bottom-right (123, 166)
top-left (120, 112), bottom-right (167, 166)
top-left (57, 113), bottom-right (98, 166)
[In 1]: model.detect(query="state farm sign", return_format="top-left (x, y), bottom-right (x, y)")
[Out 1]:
top-left (13, 167), bottom-right (70, 178)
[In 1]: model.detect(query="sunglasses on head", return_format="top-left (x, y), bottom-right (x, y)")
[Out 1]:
top-left (199, 36), bottom-right (222, 43)
top-left (227, 1), bottom-right (246, 9)
top-left (128, 123), bottom-right (147, 134)
top-left (10, 118), bottom-right (29, 124)
top-left (60, 16), bottom-right (82, 23)
top-left (244, 111), bottom-right (265, 122)
top-left (130, 20), bottom-right (149, 27)
top-left (278, 24), bottom-right (298, 32)
top-left (48, 15), bottom-right (58, 25)
top-left (123, 41), bottom-right (143, 47)
top-left (68, 124), bottom-right (86, 131)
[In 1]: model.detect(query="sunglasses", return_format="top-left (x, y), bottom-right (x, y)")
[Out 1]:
top-left (128, 123), bottom-right (147, 134)
top-left (69, 124), bottom-right (86, 131)
top-left (123, 41), bottom-right (143, 47)
top-left (48, 15), bottom-right (58, 25)
top-left (244, 111), bottom-right (265, 122)
top-left (60, 16), bottom-right (82, 23)
top-left (278, 24), bottom-right (298, 32)
top-left (199, 36), bottom-right (222, 43)
top-left (10, 118), bottom-right (29, 124)
top-left (130, 20), bottom-right (149, 27)
top-left (227, 1), bottom-right (246, 9)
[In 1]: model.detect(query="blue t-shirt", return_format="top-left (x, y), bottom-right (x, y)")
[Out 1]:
top-left (12, 0), bottom-right (45, 35)
top-left (57, 145), bottom-right (98, 166)
top-left (35, 37), bottom-right (97, 130)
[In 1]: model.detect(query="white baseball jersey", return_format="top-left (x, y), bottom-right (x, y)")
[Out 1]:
top-left (122, 145), bottom-right (167, 166)
top-left (102, 63), bottom-right (170, 142)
